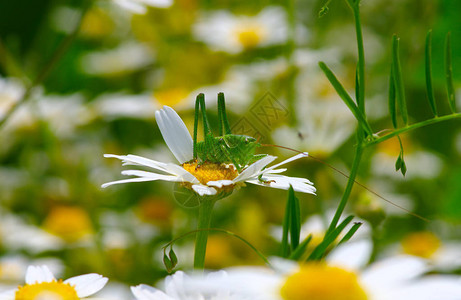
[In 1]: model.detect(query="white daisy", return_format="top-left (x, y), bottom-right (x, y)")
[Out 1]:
top-left (113, 0), bottom-right (172, 14)
top-left (204, 241), bottom-right (461, 300)
top-left (193, 7), bottom-right (288, 54)
top-left (80, 42), bottom-right (154, 76)
top-left (131, 270), bottom-right (247, 300)
top-left (102, 105), bottom-right (316, 198)
top-left (0, 265), bottom-right (108, 299)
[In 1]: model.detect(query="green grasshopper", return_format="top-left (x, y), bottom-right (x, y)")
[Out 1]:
top-left (191, 93), bottom-right (266, 172)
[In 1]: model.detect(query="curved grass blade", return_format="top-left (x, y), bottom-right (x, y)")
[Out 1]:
top-left (281, 189), bottom-right (291, 257)
top-left (289, 186), bottom-right (301, 250)
top-left (319, 62), bottom-right (373, 136)
top-left (308, 215), bottom-right (354, 261)
top-left (392, 35), bottom-right (408, 125)
top-left (338, 222), bottom-right (362, 245)
top-left (289, 235), bottom-right (312, 260)
top-left (388, 64), bottom-right (398, 128)
top-left (445, 32), bottom-right (457, 113)
top-left (425, 30), bottom-right (438, 116)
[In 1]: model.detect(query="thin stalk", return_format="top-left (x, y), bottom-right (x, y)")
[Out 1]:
top-left (193, 199), bottom-right (215, 270)
top-left (326, 143), bottom-right (364, 235)
top-left (366, 113), bottom-right (461, 146)
top-left (0, 0), bottom-right (93, 130)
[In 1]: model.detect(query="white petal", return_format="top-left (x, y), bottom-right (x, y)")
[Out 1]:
top-left (104, 154), bottom-right (170, 173)
top-left (121, 170), bottom-right (184, 182)
top-left (102, 177), bottom-right (161, 188)
top-left (361, 255), bottom-right (428, 290)
top-left (262, 152), bottom-right (308, 172)
top-left (64, 273), bottom-right (108, 297)
top-left (192, 184), bottom-right (217, 196)
top-left (131, 284), bottom-right (175, 300)
top-left (390, 276), bottom-right (461, 300)
top-left (207, 180), bottom-right (234, 188)
top-left (25, 265), bottom-right (55, 284)
top-left (233, 155), bottom-right (277, 182)
top-left (155, 106), bottom-right (194, 164)
top-left (327, 240), bottom-right (373, 271)
top-left (0, 289), bottom-right (16, 299)
top-left (246, 175), bottom-right (316, 194)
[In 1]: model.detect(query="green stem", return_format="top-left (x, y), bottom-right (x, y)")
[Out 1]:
top-left (366, 113), bottom-right (461, 147)
top-left (326, 143), bottom-right (364, 235)
top-left (193, 199), bottom-right (215, 270)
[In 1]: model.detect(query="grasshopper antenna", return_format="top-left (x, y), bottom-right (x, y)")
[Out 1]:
top-left (217, 92), bottom-right (232, 135)
top-left (261, 143), bottom-right (429, 222)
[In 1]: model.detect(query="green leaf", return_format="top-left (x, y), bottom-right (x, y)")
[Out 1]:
top-left (338, 222), bottom-right (362, 245)
top-left (425, 30), bottom-right (438, 116)
top-left (308, 215), bottom-right (354, 261)
top-left (392, 35), bottom-right (408, 125)
top-left (445, 32), bottom-right (457, 113)
top-left (318, 62), bottom-right (373, 137)
top-left (395, 137), bottom-right (407, 176)
top-left (169, 247), bottom-right (178, 267)
top-left (289, 235), bottom-right (312, 260)
top-left (289, 186), bottom-right (301, 250)
top-left (388, 64), bottom-right (398, 128)
top-left (163, 252), bottom-right (174, 273)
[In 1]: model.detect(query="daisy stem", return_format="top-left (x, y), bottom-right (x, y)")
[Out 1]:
top-left (193, 199), bottom-right (215, 270)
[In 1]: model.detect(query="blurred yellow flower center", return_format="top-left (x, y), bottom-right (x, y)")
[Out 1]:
top-left (155, 88), bottom-right (189, 107)
top-left (235, 24), bottom-right (266, 48)
top-left (280, 264), bottom-right (368, 300)
top-left (401, 231), bottom-right (441, 258)
top-left (43, 206), bottom-right (92, 242)
top-left (80, 7), bottom-right (114, 38)
top-left (182, 161), bottom-right (238, 185)
top-left (15, 280), bottom-right (78, 300)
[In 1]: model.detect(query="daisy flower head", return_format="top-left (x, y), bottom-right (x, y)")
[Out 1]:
top-left (0, 265), bottom-right (108, 300)
top-left (131, 270), bottom-right (248, 300)
top-left (193, 7), bottom-right (288, 54)
top-left (205, 241), bottom-right (461, 300)
top-left (113, 0), bottom-right (172, 15)
top-left (102, 93), bottom-right (315, 206)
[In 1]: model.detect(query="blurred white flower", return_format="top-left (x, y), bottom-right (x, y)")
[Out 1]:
top-left (131, 271), bottom-right (248, 300)
top-left (0, 214), bottom-right (64, 253)
top-left (0, 255), bottom-right (63, 284)
top-left (0, 265), bottom-right (108, 300)
top-left (102, 105), bottom-right (316, 197)
top-left (193, 7), bottom-right (288, 54)
top-left (113, 0), bottom-right (172, 14)
top-left (80, 42), bottom-right (154, 76)
top-left (91, 92), bottom-right (156, 120)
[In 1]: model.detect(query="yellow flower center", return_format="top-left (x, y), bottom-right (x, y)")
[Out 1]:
top-left (43, 206), bottom-right (93, 242)
top-left (182, 161), bottom-right (239, 185)
top-left (15, 280), bottom-right (79, 300)
top-left (401, 231), bottom-right (441, 259)
top-left (154, 88), bottom-right (189, 108)
top-left (234, 24), bottom-right (266, 49)
top-left (280, 263), bottom-right (368, 300)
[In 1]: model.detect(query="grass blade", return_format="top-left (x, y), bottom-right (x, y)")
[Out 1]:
top-left (319, 62), bottom-right (373, 136)
top-left (392, 35), bottom-right (408, 125)
top-left (281, 188), bottom-right (292, 257)
top-left (289, 235), bottom-right (312, 260)
top-left (289, 186), bottom-right (301, 250)
top-left (445, 32), bottom-right (457, 113)
top-left (425, 30), bottom-right (438, 116)
top-left (308, 215), bottom-right (354, 261)
top-left (338, 222), bottom-right (362, 245)
top-left (388, 64), bottom-right (398, 128)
